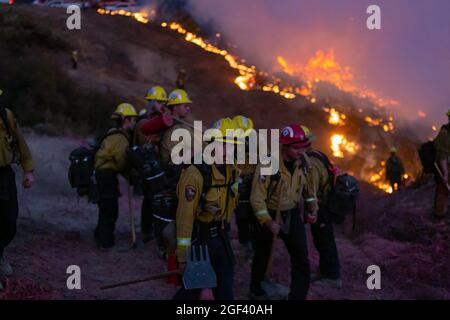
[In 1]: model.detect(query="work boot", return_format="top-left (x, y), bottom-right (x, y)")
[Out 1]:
top-left (249, 285), bottom-right (269, 300)
top-left (317, 277), bottom-right (343, 289)
top-left (431, 213), bottom-right (446, 223)
top-left (0, 256), bottom-right (13, 277)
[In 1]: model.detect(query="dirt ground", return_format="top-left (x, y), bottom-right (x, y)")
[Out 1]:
top-left (1, 133), bottom-right (450, 300)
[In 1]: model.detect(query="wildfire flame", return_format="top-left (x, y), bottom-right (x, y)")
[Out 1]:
top-left (330, 134), bottom-right (359, 158)
top-left (324, 108), bottom-right (346, 126)
top-left (277, 49), bottom-right (400, 108)
top-left (97, 8), bottom-right (150, 24)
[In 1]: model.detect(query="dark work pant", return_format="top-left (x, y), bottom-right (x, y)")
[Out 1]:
top-left (0, 166), bottom-right (18, 258)
top-left (95, 170), bottom-right (119, 248)
top-left (173, 232), bottom-right (235, 300)
top-left (140, 196), bottom-right (154, 235)
top-left (311, 221), bottom-right (340, 279)
top-left (235, 202), bottom-right (252, 245)
top-left (250, 209), bottom-right (310, 300)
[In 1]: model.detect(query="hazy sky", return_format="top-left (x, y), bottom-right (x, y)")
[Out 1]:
top-left (186, 0), bottom-right (450, 124)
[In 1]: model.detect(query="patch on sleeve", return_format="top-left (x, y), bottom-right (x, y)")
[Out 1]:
top-left (185, 185), bottom-right (197, 202)
top-left (258, 175), bottom-right (266, 184)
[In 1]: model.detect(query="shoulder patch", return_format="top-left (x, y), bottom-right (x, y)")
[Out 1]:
top-left (185, 185), bottom-right (197, 202)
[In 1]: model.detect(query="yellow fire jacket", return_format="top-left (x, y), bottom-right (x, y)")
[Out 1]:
top-left (175, 164), bottom-right (240, 262)
top-left (250, 157), bottom-right (316, 225)
top-left (159, 122), bottom-right (195, 168)
top-left (94, 128), bottom-right (130, 174)
top-left (0, 108), bottom-right (35, 172)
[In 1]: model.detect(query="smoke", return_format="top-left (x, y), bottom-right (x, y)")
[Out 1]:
top-left (185, 0), bottom-right (450, 125)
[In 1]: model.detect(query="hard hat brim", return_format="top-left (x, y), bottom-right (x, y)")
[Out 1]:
top-left (214, 137), bottom-right (244, 145)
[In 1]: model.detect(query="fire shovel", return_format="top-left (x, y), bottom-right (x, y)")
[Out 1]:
top-left (100, 244), bottom-right (216, 290)
top-left (183, 244), bottom-right (217, 290)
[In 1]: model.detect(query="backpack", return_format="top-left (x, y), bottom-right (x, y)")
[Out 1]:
top-left (68, 129), bottom-right (128, 199)
top-left (418, 124), bottom-right (450, 174)
top-left (127, 143), bottom-right (167, 195)
top-left (327, 174), bottom-right (359, 229)
top-left (192, 164), bottom-right (238, 212)
top-left (306, 151), bottom-right (359, 229)
top-left (418, 141), bottom-right (435, 174)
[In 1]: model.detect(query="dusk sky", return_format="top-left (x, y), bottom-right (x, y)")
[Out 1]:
top-left (187, 0), bottom-right (450, 125)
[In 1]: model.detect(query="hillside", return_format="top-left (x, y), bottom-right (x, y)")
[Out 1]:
top-left (1, 4), bottom-right (449, 300)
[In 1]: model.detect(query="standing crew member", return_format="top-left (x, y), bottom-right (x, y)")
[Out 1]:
top-left (249, 124), bottom-right (317, 300)
top-left (433, 109), bottom-right (450, 219)
top-left (175, 68), bottom-right (187, 89)
top-left (173, 118), bottom-right (241, 300)
top-left (71, 51), bottom-right (78, 70)
top-left (385, 147), bottom-right (405, 192)
top-left (0, 89), bottom-right (35, 285)
top-left (233, 115), bottom-right (256, 260)
top-left (152, 89), bottom-right (195, 259)
top-left (302, 125), bottom-right (342, 288)
top-left (94, 103), bottom-right (138, 249)
top-left (134, 86), bottom-right (168, 243)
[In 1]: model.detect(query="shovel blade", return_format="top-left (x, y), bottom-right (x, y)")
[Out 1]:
top-left (183, 245), bottom-right (217, 290)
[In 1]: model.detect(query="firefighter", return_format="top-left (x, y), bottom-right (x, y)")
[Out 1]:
top-left (433, 109), bottom-right (450, 219)
top-left (134, 86), bottom-right (168, 243)
top-left (233, 115), bottom-right (257, 260)
top-left (249, 124), bottom-right (317, 300)
top-left (175, 68), bottom-right (187, 89)
top-left (152, 89), bottom-right (195, 259)
top-left (386, 147), bottom-right (405, 192)
top-left (0, 89), bottom-right (35, 285)
top-left (302, 125), bottom-right (342, 289)
top-left (71, 51), bottom-right (78, 70)
top-left (94, 103), bottom-right (138, 249)
top-left (173, 118), bottom-right (241, 300)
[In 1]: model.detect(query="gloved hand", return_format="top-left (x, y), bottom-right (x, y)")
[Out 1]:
top-left (23, 171), bottom-right (34, 189)
top-left (265, 219), bottom-right (280, 235)
top-left (305, 211), bottom-right (318, 224)
top-left (203, 201), bottom-right (221, 216)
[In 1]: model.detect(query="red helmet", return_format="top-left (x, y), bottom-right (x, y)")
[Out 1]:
top-left (279, 124), bottom-right (311, 148)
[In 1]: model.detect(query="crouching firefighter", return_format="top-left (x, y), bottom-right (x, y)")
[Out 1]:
top-left (94, 103), bottom-right (138, 249)
top-left (173, 118), bottom-right (241, 300)
top-left (0, 89), bottom-right (35, 284)
top-left (302, 125), bottom-right (342, 289)
top-left (134, 85), bottom-right (168, 243)
top-left (249, 124), bottom-right (317, 300)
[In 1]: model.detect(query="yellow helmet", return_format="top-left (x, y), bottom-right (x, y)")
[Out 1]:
top-left (233, 115), bottom-right (254, 138)
top-left (113, 103), bottom-right (138, 118)
top-left (145, 86), bottom-right (168, 102)
top-left (167, 89), bottom-right (192, 106)
top-left (301, 125), bottom-right (316, 141)
top-left (209, 117), bottom-right (243, 145)
top-left (0, 89), bottom-right (2, 96)
top-left (390, 147), bottom-right (397, 153)
top-left (447, 109), bottom-right (450, 116)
